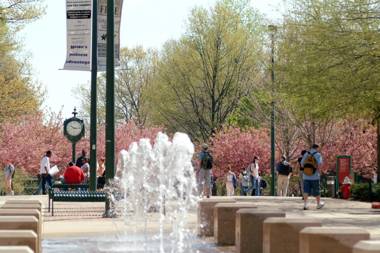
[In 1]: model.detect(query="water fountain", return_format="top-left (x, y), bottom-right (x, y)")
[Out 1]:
top-left (43, 132), bottom-right (226, 253)
top-left (117, 132), bottom-right (199, 252)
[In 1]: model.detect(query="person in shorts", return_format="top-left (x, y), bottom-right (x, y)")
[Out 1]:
top-left (301, 144), bottom-right (324, 210)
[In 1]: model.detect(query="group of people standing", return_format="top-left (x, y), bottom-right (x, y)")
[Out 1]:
top-left (197, 142), bottom-right (325, 210)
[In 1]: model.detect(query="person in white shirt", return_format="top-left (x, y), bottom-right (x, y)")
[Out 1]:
top-left (249, 156), bottom-right (260, 196)
top-left (40, 150), bottom-right (52, 194)
top-left (225, 167), bottom-right (236, 196)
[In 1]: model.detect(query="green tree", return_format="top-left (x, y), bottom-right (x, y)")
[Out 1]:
top-left (0, 22), bottom-right (41, 122)
top-left (149, 0), bottom-right (265, 141)
top-left (77, 47), bottom-right (157, 126)
top-left (276, 0), bottom-right (380, 174)
top-left (0, 0), bottom-right (45, 27)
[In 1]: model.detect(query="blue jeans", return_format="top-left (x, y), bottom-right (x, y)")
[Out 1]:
top-left (251, 177), bottom-right (260, 196)
top-left (240, 186), bottom-right (250, 196)
top-left (41, 174), bottom-right (52, 195)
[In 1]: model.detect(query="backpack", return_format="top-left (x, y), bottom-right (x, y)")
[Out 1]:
top-left (201, 152), bottom-right (213, 170)
top-left (303, 152), bottom-right (318, 176)
top-left (260, 179), bottom-right (267, 189)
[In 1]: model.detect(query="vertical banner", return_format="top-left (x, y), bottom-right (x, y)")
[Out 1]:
top-left (98, 0), bottom-right (123, 71)
top-left (64, 0), bottom-right (92, 71)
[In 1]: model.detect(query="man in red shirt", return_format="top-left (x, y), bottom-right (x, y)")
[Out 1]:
top-left (64, 162), bottom-right (84, 184)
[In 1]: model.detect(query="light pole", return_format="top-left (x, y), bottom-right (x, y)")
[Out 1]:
top-left (268, 25), bottom-right (277, 196)
top-left (89, 0), bottom-right (98, 192)
top-left (105, 0), bottom-right (115, 181)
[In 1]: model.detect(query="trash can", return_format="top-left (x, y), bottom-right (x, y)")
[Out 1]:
top-left (326, 176), bottom-right (336, 198)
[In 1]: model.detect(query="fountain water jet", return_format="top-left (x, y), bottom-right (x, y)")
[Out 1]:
top-left (119, 132), bottom-right (199, 252)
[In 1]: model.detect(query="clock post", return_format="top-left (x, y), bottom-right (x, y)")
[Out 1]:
top-left (63, 108), bottom-right (85, 164)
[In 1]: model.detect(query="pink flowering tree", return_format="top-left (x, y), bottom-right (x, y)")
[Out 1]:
top-left (321, 120), bottom-right (377, 178)
top-left (210, 127), bottom-right (271, 177)
top-left (96, 122), bottom-right (163, 160)
top-left (0, 115), bottom-right (162, 175)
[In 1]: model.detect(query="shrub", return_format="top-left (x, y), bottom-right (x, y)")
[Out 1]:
top-left (350, 183), bottom-right (371, 202)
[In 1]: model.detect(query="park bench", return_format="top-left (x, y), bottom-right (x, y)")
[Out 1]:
top-left (48, 184), bottom-right (89, 212)
top-left (49, 190), bottom-right (109, 216)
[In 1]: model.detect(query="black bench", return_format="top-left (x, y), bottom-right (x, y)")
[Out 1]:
top-left (48, 184), bottom-right (89, 212)
top-left (49, 190), bottom-right (109, 216)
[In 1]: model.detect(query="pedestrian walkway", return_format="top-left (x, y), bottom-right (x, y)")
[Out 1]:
top-left (1, 195), bottom-right (379, 252)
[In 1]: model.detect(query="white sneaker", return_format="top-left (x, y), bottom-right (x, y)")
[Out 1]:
top-left (303, 203), bottom-right (309, 210)
top-left (317, 202), bottom-right (325, 209)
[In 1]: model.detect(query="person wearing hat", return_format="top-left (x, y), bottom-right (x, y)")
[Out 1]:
top-left (276, 155), bottom-right (293, 197)
top-left (198, 143), bottom-right (213, 198)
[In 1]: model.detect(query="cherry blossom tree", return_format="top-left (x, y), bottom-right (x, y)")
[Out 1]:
top-left (210, 127), bottom-right (271, 177)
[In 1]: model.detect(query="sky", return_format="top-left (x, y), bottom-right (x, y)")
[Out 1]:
top-left (22, 0), bottom-right (285, 118)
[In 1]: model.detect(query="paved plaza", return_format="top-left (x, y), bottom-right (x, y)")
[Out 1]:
top-left (1, 195), bottom-right (379, 252)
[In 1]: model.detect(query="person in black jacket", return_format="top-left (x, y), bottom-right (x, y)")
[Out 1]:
top-left (276, 156), bottom-right (293, 196)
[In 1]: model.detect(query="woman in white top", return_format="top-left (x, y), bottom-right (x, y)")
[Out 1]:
top-left (249, 156), bottom-right (260, 196)
top-left (225, 167), bottom-right (236, 196)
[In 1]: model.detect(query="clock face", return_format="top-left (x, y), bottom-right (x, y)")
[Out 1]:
top-left (66, 120), bottom-right (83, 137)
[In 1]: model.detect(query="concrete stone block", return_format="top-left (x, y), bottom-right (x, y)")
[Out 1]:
top-left (236, 209), bottom-right (285, 253)
top-left (0, 246), bottom-right (34, 253)
top-left (214, 202), bottom-right (256, 246)
top-left (300, 227), bottom-right (370, 253)
top-left (0, 209), bottom-right (41, 221)
top-left (0, 216), bottom-right (40, 253)
top-left (1, 203), bottom-right (41, 212)
top-left (5, 200), bottom-right (42, 208)
top-left (0, 209), bottom-right (42, 253)
top-left (263, 217), bottom-right (322, 253)
top-left (353, 240), bottom-right (380, 253)
top-left (0, 230), bottom-right (37, 253)
top-left (197, 198), bottom-right (236, 237)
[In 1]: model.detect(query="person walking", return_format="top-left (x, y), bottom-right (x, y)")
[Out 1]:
top-left (298, 150), bottom-right (307, 198)
top-left (239, 168), bottom-right (251, 196)
top-left (198, 143), bottom-right (213, 198)
top-left (4, 161), bottom-right (15, 195)
top-left (225, 168), bottom-right (236, 196)
top-left (276, 156), bottom-right (293, 197)
top-left (249, 157), bottom-right (260, 196)
top-left (301, 144), bottom-right (325, 210)
top-left (40, 150), bottom-right (53, 195)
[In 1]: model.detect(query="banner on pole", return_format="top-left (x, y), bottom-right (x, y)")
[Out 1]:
top-left (97, 0), bottom-right (123, 71)
top-left (64, 0), bottom-right (92, 71)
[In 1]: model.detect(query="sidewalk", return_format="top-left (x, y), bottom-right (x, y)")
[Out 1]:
top-left (1, 195), bottom-right (380, 252)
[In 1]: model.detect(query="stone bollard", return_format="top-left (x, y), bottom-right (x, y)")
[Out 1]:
top-left (0, 246), bottom-right (34, 253)
top-left (5, 200), bottom-right (42, 209)
top-left (0, 216), bottom-right (40, 253)
top-left (236, 209), bottom-right (285, 253)
top-left (214, 202), bottom-right (256, 246)
top-left (263, 217), bottom-right (321, 253)
top-left (353, 240), bottom-right (380, 253)
top-left (0, 210), bottom-right (42, 253)
top-left (300, 227), bottom-right (370, 253)
top-left (1, 203), bottom-right (41, 212)
top-left (197, 198), bottom-right (236, 237)
top-left (0, 230), bottom-right (37, 253)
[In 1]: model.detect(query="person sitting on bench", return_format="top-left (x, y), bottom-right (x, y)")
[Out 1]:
top-left (64, 162), bottom-right (85, 185)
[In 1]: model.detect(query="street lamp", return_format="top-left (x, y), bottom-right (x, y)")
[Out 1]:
top-left (268, 25), bottom-right (277, 196)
